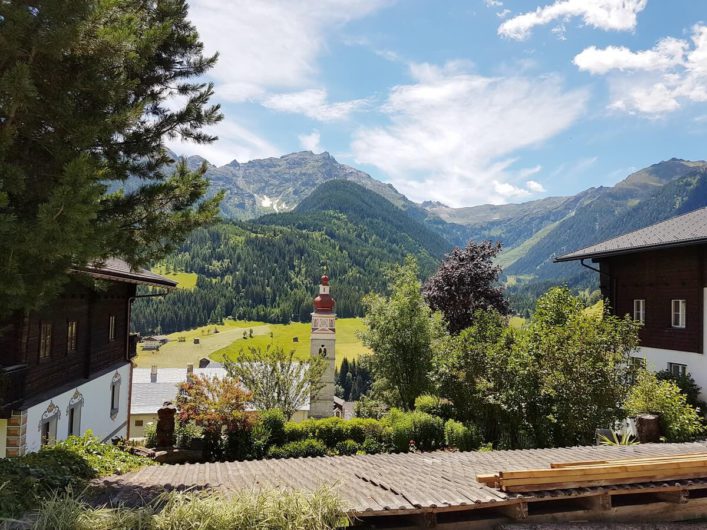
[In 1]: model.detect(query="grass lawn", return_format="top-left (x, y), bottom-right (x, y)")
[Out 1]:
top-left (151, 265), bottom-right (198, 290)
top-left (134, 318), bottom-right (370, 369)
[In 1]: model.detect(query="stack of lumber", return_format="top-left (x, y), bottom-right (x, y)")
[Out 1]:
top-left (476, 452), bottom-right (707, 493)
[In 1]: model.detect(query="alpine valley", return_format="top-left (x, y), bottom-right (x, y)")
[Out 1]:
top-left (131, 152), bottom-right (707, 334)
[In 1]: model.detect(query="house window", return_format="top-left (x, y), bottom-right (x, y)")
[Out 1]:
top-left (40, 419), bottom-right (57, 446)
top-left (67, 405), bottom-right (81, 437)
top-left (110, 372), bottom-right (121, 419)
top-left (668, 362), bottom-right (687, 378)
top-left (66, 390), bottom-right (84, 437)
top-left (66, 321), bottom-right (78, 353)
top-left (671, 299), bottom-right (686, 328)
top-left (633, 299), bottom-right (645, 324)
top-left (39, 321), bottom-right (52, 360)
top-left (108, 315), bottom-right (116, 342)
top-left (134, 419), bottom-right (144, 427)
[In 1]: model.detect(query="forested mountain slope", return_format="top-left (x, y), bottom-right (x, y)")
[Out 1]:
top-left (132, 181), bottom-right (448, 334)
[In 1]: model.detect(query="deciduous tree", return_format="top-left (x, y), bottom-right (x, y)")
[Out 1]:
top-left (225, 345), bottom-right (326, 420)
top-left (0, 0), bottom-right (223, 317)
top-left (360, 256), bottom-right (446, 410)
top-left (423, 241), bottom-right (508, 334)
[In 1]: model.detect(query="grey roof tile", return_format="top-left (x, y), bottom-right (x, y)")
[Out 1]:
top-left (555, 206), bottom-right (707, 262)
top-left (101, 441), bottom-right (707, 515)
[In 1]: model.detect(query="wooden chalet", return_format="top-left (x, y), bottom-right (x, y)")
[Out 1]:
top-left (556, 206), bottom-right (707, 393)
top-left (0, 259), bottom-right (176, 456)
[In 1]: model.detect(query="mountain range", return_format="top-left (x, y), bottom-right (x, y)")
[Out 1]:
top-left (132, 151), bottom-right (707, 333)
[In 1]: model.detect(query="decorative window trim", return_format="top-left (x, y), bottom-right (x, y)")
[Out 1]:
top-left (671, 299), bottom-right (686, 328)
top-left (633, 299), bottom-right (645, 324)
top-left (66, 389), bottom-right (84, 437)
top-left (110, 371), bottom-right (121, 420)
top-left (38, 401), bottom-right (60, 446)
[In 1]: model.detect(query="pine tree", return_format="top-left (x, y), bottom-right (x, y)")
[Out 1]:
top-left (0, 0), bottom-right (223, 317)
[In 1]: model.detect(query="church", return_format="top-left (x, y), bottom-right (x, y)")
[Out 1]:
top-left (309, 274), bottom-right (338, 418)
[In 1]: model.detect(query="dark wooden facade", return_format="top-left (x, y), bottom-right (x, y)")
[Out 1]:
top-left (0, 277), bottom-right (138, 417)
top-left (598, 244), bottom-right (707, 354)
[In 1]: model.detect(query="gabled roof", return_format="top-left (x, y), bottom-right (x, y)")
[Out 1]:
top-left (73, 258), bottom-right (177, 288)
top-left (555, 206), bottom-right (707, 262)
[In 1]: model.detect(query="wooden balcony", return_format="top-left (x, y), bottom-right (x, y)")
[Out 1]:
top-left (0, 364), bottom-right (28, 418)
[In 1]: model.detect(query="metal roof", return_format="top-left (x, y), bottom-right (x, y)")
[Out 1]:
top-left (73, 258), bottom-right (178, 288)
top-left (100, 442), bottom-right (707, 515)
top-left (554, 206), bottom-right (707, 262)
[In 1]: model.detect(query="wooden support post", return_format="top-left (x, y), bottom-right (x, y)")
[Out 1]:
top-left (580, 493), bottom-right (612, 511)
top-left (498, 502), bottom-right (528, 520)
top-left (654, 490), bottom-right (689, 504)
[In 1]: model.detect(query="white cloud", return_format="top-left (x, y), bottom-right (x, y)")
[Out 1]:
top-left (485, 0), bottom-right (503, 7)
top-left (262, 89), bottom-right (368, 121)
top-left (574, 38), bottom-right (687, 74)
top-left (187, 0), bottom-right (390, 101)
top-left (166, 120), bottom-right (279, 166)
top-left (526, 180), bottom-right (546, 193)
top-left (574, 24), bottom-right (707, 114)
top-left (499, 0), bottom-right (647, 41)
top-left (351, 62), bottom-right (587, 206)
top-left (299, 130), bottom-right (323, 152)
top-left (497, 9), bottom-right (511, 18)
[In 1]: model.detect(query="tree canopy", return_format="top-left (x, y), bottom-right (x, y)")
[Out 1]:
top-left (423, 241), bottom-right (508, 334)
top-left (359, 256), bottom-right (446, 410)
top-left (0, 0), bottom-right (223, 317)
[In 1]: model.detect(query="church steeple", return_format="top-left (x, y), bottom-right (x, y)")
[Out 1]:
top-left (310, 274), bottom-right (336, 418)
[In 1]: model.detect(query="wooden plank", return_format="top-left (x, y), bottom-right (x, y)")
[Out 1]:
top-left (499, 458), bottom-right (707, 480)
top-left (475, 473), bottom-right (499, 484)
top-left (503, 471), bottom-right (707, 493)
top-left (550, 452), bottom-right (707, 468)
top-left (500, 467), bottom-right (707, 488)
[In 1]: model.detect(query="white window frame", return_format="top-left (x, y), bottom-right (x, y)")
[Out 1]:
top-left (671, 299), bottom-right (686, 328)
top-left (633, 299), bottom-right (645, 324)
top-left (66, 390), bottom-right (84, 437)
top-left (668, 362), bottom-right (687, 378)
top-left (110, 371), bottom-right (121, 419)
top-left (108, 315), bottom-right (116, 342)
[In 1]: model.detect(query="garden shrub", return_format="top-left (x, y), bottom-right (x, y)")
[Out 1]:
top-left (309, 417), bottom-right (348, 447)
top-left (626, 371), bottom-right (705, 442)
top-left (258, 409), bottom-right (287, 447)
top-left (656, 369), bottom-right (707, 412)
top-left (444, 419), bottom-right (481, 451)
top-left (335, 439), bottom-right (360, 456)
top-left (0, 432), bottom-right (152, 518)
top-left (284, 421), bottom-right (308, 443)
top-left (144, 422), bottom-right (157, 448)
top-left (361, 437), bottom-right (383, 455)
top-left (385, 409), bottom-right (445, 452)
top-left (415, 394), bottom-right (456, 421)
top-left (267, 439), bottom-right (327, 459)
top-left (175, 421), bottom-right (203, 449)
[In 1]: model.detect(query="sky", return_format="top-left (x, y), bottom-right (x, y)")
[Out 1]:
top-left (167, 0), bottom-right (707, 207)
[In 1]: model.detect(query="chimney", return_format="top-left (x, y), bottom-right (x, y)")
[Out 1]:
top-left (150, 365), bottom-right (158, 383)
top-left (186, 363), bottom-right (194, 382)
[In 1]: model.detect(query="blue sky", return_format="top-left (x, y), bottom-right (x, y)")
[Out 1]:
top-left (168, 0), bottom-right (707, 207)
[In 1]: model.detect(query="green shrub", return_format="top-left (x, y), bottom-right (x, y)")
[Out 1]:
top-left (309, 417), bottom-right (348, 447)
top-left (0, 432), bottom-right (153, 518)
top-left (415, 394), bottom-right (456, 421)
top-left (144, 422), bottom-right (157, 448)
top-left (626, 371), bottom-right (705, 442)
top-left (267, 439), bottom-right (327, 459)
top-left (444, 419), bottom-right (481, 451)
top-left (335, 439), bottom-right (360, 456)
top-left (284, 421), bottom-right (308, 443)
top-left (353, 396), bottom-right (387, 420)
top-left (258, 409), bottom-right (287, 446)
top-left (385, 409), bottom-right (445, 452)
top-left (175, 421), bottom-right (203, 449)
top-left (361, 438), bottom-right (383, 455)
top-left (656, 369), bottom-right (707, 411)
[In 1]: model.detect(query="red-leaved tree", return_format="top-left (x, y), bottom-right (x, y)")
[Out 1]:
top-left (423, 240), bottom-right (509, 334)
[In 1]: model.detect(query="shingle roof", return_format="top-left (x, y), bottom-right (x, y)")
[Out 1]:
top-left (73, 258), bottom-right (177, 288)
top-left (554, 206), bottom-right (707, 262)
top-left (100, 442), bottom-right (707, 515)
